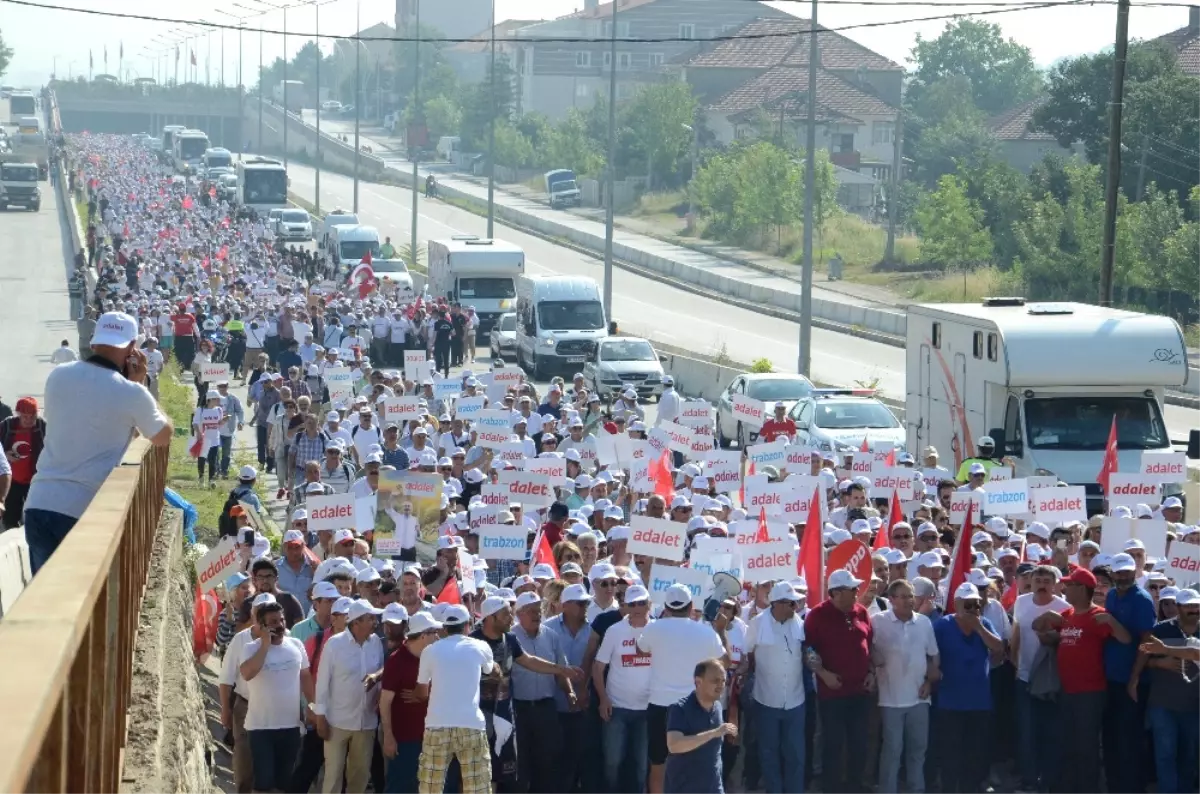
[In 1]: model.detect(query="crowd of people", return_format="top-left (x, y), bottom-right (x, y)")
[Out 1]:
top-left (5, 131), bottom-right (1198, 794)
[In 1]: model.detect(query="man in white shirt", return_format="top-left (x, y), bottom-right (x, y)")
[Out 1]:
top-left (742, 581), bottom-right (807, 794)
top-left (593, 585), bottom-right (654, 793)
top-left (238, 598), bottom-right (316, 793)
top-left (220, 592), bottom-right (277, 793)
top-left (637, 583), bottom-right (730, 794)
top-left (415, 604), bottom-right (496, 794)
top-left (870, 579), bottom-right (940, 794)
top-left (311, 599), bottom-right (387, 794)
top-left (50, 339), bottom-right (79, 364)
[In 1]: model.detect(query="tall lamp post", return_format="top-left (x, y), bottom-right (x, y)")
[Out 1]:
top-left (215, 9), bottom-right (247, 157)
top-left (486, 0), bottom-right (496, 237)
top-left (411, 0), bottom-right (420, 260)
top-left (353, 0), bottom-right (362, 212)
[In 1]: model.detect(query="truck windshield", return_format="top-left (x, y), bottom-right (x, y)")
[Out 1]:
top-left (1025, 396), bottom-right (1169, 450)
top-left (243, 169), bottom-right (288, 204)
top-left (373, 260), bottom-right (409, 273)
top-left (458, 277), bottom-right (515, 299)
top-left (10, 95), bottom-right (35, 115)
top-left (340, 240), bottom-right (381, 261)
top-left (600, 340), bottom-right (656, 362)
top-left (1, 165), bottom-right (37, 182)
top-left (538, 300), bottom-right (605, 331)
top-left (180, 138), bottom-right (208, 159)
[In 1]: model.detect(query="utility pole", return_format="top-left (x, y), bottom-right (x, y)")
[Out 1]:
top-left (1099, 0), bottom-right (1130, 307)
top-left (353, 0), bottom-right (361, 212)
top-left (283, 5), bottom-right (289, 170)
top-left (258, 30), bottom-right (263, 153)
top-left (885, 106), bottom-right (902, 262)
top-left (411, 0), bottom-right (421, 265)
top-left (315, 0), bottom-right (321, 216)
top-left (602, 0), bottom-right (619, 319)
top-left (1135, 131), bottom-right (1149, 199)
top-left (798, 0), bottom-right (818, 376)
top-left (487, 0), bottom-right (497, 237)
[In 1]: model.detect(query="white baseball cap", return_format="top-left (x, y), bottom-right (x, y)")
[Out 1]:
top-left (768, 581), bottom-right (802, 602)
top-left (623, 584), bottom-right (650, 604)
top-left (663, 583), bottom-right (694, 609)
top-left (407, 612), bottom-right (443, 635)
top-left (312, 581), bottom-right (340, 600)
top-left (515, 591), bottom-right (542, 611)
top-left (346, 599), bottom-right (383, 622)
top-left (827, 569), bottom-right (863, 590)
top-left (440, 604), bottom-right (472, 625)
top-left (561, 583), bottom-right (592, 603)
top-left (954, 582), bottom-right (982, 601)
top-left (480, 595), bottom-right (510, 619)
top-left (382, 603), bottom-right (409, 624)
top-left (283, 529), bottom-right (305, 545)
top-left (1110, 553), bottom-right (1138, 573)
top-left (91, 311), bottom-right (139, 347)
top-left (531, 563), bottom-right (556, 580)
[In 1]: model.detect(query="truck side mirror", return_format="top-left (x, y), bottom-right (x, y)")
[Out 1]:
top-left (1189, 429), bottom-right (1200, 460)
top-left (608, 321), bottom-right (618, 335)
top-left (987, 428), bottom-right (1009, 458)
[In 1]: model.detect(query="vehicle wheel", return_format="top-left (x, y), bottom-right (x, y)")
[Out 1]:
top-left (716, 416), bottom-right (730, 448)
top-left (737, 422), bottom-right (747, 449)
top-left (532, 355), bottom-right (547, 381)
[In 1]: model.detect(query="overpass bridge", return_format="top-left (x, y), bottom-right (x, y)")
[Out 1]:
top-left (53, 81), bottom-right (244, 149)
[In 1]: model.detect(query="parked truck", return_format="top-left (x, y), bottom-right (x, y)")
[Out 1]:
top-left (544, 169), bottom-right (581, 209)
top-left (0, 157), bottom-right (42, 210)
top-left (428, 236), bottom-right (525, 336)
top-left (905, 298), bottom-right (1190, 513)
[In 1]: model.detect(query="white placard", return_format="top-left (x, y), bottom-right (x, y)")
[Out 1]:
top-left (324, 366), bottom-right (354, 404)
top-left (473, 409), bottom-right (514, 449)
top-left (382, 396), bottom-right (424, 423)
top-left (704, 449), bottom-right (742, 493)
top-left (746, 440), bottom-right (787, 469)
top-left (657, 420), bottom-right (696, 456)
top-left (478, 524), bottom-right (529, 560)
top-left (478, 482), bottom-right (510, 507)
top-left (433, 377), bottom-right (461, 402)
top-left (403, 351), bottom-right (429, 382)
top-left (306, 492), bottom-right (358, 531)
top-left (949, 491), bottom-right (983, 526)
top-left (526, 456), bottom-right (567, 480)
top-left (1031, 486), bottom-right (1087, 526)
top-left (647, 428), bottom-right (670, 456)
top-left (783, 445), bottom-right (814, 474)
top-left (355, 498), bottom-right (376, 533)
top-left (689, 547), bottom-right (744, 581)
top-left (871, 467), bottom-right (917, 501)
top-left (469, 505), bottom-right (500, 532)
top-left (455, 395), bottom-right (486, 418)
top-left (1026, 476), bottom-right (1058, 489)
top-left (851, 452), bottom-right (875, 479)
top-left (1100, 517), bottom-right (1168, 559)
top-left (198, 361), bottom-right (230, 383)
top-left (986, 466), bottom-right (1013, 482)
top-left (780, 478), bottom-right (824, 524)
top-left (596, 430), bottom-right (620, 467)
top-left (731, 395), bottom-right (766, 429)
top-left (628, 515), bottom-right (688, 562)
top-left (742, 540), bottom-right (797, 584)
top-left (488, 368), bottom-right (524, 403)
top-left (921, 468), bottom-right (949, 492)
top-left (497, 441), bottom-right (527, 468)
top-left (196, 537), bottom-right (240, 593)
top-left (1140, 452), bottom-right (1188, 482)
top-left (496, 470), bottom-right (555, 508)
top-left (677, 400), bottom-right (713, 428)
top-left (1166, 543), bottom-right (1200, 589)
top-left (743, 479), bottom-right (789, 517)
top-left (647, 564), bottom-right (713, 608)
top-left (1107, 473), bottom-right (1163, 508)
top-left (982, 478), bottom-right (1031, 516)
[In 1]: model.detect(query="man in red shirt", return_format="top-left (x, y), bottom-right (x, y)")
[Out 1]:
top-left (541, 501), bottom-right (570, 548)
top-left (0, 398), bottom-right (46, 529)
top-left (379, 611), bottom-right (442, 793)
top-left (1033, 567), bottom-right (1131, 792)
top-left (170, 304), bottom-right (199, 369)
top-left (758, 402), bottom-right (797, 443)
top-left (803, 569), bottom-right (875, 793)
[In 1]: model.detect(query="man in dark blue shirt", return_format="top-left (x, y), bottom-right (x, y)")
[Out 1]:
top-left (665, 658), bottom-right (736, 794)
top-left (1103, 552), bottom-right (1157, 793)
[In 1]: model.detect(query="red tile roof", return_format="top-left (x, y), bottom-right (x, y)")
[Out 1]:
top-left (687, 17), bottom-right (901, 72)
top-left (707, 65), bottom-right (896, 118)
top-left (986, 97), bottom-right (1057, 142)
top-left (1154, 24), bottom-right (1200, 75)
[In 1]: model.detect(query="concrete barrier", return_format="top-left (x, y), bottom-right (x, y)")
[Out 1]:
top-left (0, 529), bottom-right (31, 618)
top-left (251, 100), bottom-right (388, 181)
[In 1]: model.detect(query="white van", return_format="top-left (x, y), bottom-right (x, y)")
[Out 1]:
top-left (515, 275), bottom-right (608, 379)
top-left (905, 298), bottom-right (1189, 511)
top-left (319, 209), bottom-right (359, 250)
top-left (331, 224), bottom-right (381, 276)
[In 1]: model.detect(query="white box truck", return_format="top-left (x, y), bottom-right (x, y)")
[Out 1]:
top-left (905, 298), bottom-right (1190, 512)
top-left (428, 236), bottom-right (525, 335)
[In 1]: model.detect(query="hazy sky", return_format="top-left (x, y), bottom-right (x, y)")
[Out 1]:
top-left (1, 0), bottom-right (1193, 87)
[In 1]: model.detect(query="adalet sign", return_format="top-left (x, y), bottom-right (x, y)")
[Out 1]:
top-left (629, 515), bottom-right (688, 562)
top-left (196, 537), bottom-right (240, 593)
top-left (306, 493), bottom-right (359, 531)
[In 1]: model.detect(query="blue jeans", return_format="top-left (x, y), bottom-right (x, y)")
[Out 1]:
top-left (1148, 707), bottom-right (1200, 793)
top-left (602, 707), bottom-right (648, 793)
top-left (24, 508), bottom-right (79, 575)
top-left (1015, 679), bottom-right (1056, 789)
top-left (385, 740), bottom-right (422, 793)
top-left (219, 434), bottom-right (234, 476)
top-left (756, 702), bottom-right (806, 794)
top-left (877, 703), bottom-right (929, 793)
top-left (247, 727), bottom-right (301, 792)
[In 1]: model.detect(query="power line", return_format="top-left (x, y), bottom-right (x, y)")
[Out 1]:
top-left (1146, 133), bottom-right (1200, 158)
top-left (1146, 147), bottom-right (1200, 171)
top-left (4, 0), bottom-right (1193, 45)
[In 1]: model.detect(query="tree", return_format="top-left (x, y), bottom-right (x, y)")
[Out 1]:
top-left (0, 30), bottom-right (12, 79)
top-left (622, 83), bottom-right (698, 189)
top-left (958, 160), bottom-right (1032, 267)
top-left (692, 141), bottom-right (802, 247)
top-left (542, 109), bottom-right (604, 176)
top-left (914, 174), bottom-right (993, 271)
top-left (491, 121), bottom-right (534, 169)
top-left (802, 148), bottom-right (840, 246)
top-left (907, 20), bottom-right (1042, 118)
top-left (418, 95), bottom-right (462, 143)
top-left (459, 57), bottom-right (516, 150)
top-left (911, 112), bottom-right (1000, 189)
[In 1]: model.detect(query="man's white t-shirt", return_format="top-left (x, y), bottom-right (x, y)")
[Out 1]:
top-left (595, 618), bottom-right (653, 710)
top-left (418, 633), bottom-right (496, 731)
top-left (239, 636), bottom-right (310, 730)
top-left (26, 360), bottom-right (170, 518)
top-left (1012, 592), bottom-right (1070, 682)
top-left (351, 423), bottom-right (382, 462)
top-left (637, 617), bottom-right (725, 707)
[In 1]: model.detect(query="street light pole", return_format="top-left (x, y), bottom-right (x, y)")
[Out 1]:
top-left (353, 0), bottom-right (362, 212)
top-left (486, 0), bottom-right (496, 237)
top-left (411, 0), bottom-right (420, 261)
top-left (314, 0), bottom-right (321, 216)
top-left (798, 0), bottom-right (818, 376)
top-left (602, 0), bottom-right (618, 319)
top-left (283, 5), bottom-right (289, 169)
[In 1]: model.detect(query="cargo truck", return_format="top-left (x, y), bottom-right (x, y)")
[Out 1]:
top-left (428, 236), bottom-right (525, 336)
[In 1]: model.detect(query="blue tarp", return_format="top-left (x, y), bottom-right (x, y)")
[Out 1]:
top-left (164, 487), bottom-right (198, 544)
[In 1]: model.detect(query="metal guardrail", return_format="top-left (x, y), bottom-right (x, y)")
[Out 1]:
top-left (0, 439), bottom-right (168, 793)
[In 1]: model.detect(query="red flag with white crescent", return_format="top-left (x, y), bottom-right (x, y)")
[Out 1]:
top-left (350, 262), bottom-right (378, 300)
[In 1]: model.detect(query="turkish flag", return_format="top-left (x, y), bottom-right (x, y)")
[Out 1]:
top-left (188, 434), bottom-right (203, 458)
top-left (217, 244), bottom-right (229, 261)
top-left (1097, 415), bottom-right (1119, 494)
top-left (531, 530), bottom-right (559, 578)
top-left (362, 248), bottom-right (373, 265)
top-left (740, 460), bottom-right (756, 509)
top-left (944, 498), bottom-right (975, 614)
top-left (182, 195), bottom-right (194, 210)
top-left (648, 448), bottom-right (674, 503)
top-left (875, 489), bottom-right (901, 551)
top-left (797, 486), bottom-right (825, 598)
top-left (191, 585), bottom-right (220, 662)
top-left (754, 507), bottom-right (771, 543)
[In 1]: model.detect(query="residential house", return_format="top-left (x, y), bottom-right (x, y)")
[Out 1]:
top-left (1152, 6), bottom-right (1200, 75)
top-left (684, 17), bottom-right (903, 182)
top-left (395, 0), bottom-right (494, 42)
top-left (985, 97), bottom-right (1085, 173)
top-left (507, 0), bottom-right (796, 120)
top-left (444, 19), bottom-right (540, 85)
top-left (332, 22), bottom-right (397, 76)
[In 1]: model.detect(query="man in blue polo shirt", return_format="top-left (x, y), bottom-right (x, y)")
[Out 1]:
top-left (665, 658), bottom-right (737, 794)
top-left (1103, 552), bottom-right (1157, 793)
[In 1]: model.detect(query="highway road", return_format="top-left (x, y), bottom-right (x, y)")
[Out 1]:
top-left (279, 118), bottom-right (1197, 444)
top-left (0, 169), bottom-right (77, 404)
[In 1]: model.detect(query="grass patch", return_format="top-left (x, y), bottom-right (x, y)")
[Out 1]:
top-left (897, 267), bottom-right (1022, 304)
top-left (1183, 324), bottom-right (1200, 349)
top-left (159, 360), bottom-right (254, 547)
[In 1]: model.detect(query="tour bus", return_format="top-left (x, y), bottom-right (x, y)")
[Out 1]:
top-left (234, 157), bottom-right (288, 215)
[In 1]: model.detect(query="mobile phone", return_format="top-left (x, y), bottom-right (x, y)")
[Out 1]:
top-left (1055, 539), bottom-right (1068, 550)
top-left (243, 529), bottom-right (254, 545)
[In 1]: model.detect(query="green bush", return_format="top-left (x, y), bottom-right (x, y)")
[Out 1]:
top-left (750, 358), bottom-right (773, 374)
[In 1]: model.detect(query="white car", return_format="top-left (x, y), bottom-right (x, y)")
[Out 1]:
top-left (490, 312), bottom-right (517, 360)
top-left (583, 336), bottom-right (667, 401)
top-left (321, 100), bottom-right (343, 112)
top-left (788, 389), bottom-right (905, 454)
top-left (716, 372), bottom-right (815, 448)
top-left (274, 208), bottom-right (312, 241)
top-left (372, 258), bottom-right (414, 296)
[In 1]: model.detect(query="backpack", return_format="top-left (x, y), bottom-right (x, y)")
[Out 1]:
top-left (217, 485), bottom-right (250, 538)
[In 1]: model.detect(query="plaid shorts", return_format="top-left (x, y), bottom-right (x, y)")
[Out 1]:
top-left (417, 727), bottom-right (492, 794)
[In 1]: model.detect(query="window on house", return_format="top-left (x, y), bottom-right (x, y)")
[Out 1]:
top-left (603, 21), bottom-right (630, 37)
top-left (649, 53), bottom-right (665, 67)
top-left (576, 83), bottom-right (591, 98)
top-left (734, 125), bottom-right (752, 140)
top-left (834, 133), bottom-right (854, 152)
top-left (602, 51), bottom-right (612, 68)
top-left (679, 23), bottom-right (696, 39)
top-left (872, 120), bottom-right (895, 145)
top-left (618, 52), bottom-right (632, 69)
top-left (576, 51), bottom-right (591, 68)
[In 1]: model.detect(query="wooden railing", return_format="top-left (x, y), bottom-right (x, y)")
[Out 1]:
top-left (0, 439), bottom-right (169, 793)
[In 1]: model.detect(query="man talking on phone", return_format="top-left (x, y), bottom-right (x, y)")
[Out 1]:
top-left (23, 311), bottom-right (173, 574)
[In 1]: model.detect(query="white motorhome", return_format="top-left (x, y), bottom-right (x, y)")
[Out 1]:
top-left (234, 157), bottom-right (288, 214)
top-left (515, 275), bottom-right (608, 379)
top-left (331, 224), bottom-right (381, 276)
top-left (905, 299), bottom-right (1189, 510)
top-left (428, 236), bottom-right (524, 335)
top-left (172, 128), bottom-right (210, 174)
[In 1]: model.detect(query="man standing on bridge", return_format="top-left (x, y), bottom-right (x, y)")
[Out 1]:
top-left (22, 312), bottom-right (173, 573)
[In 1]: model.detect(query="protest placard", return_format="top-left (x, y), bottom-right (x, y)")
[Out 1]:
top-left (647, 564), bottom-right (713, 608)
top-left (1031, 486), bottom-right (1087, 526)
top-left (478, 524), bottom-right (529, 560)
top-left (526, 456), bottom-right (567, 480)
top-left (382, 397), bottom-right (424, 424)
top-left (780, 480), bottom-right (823, 524)
top-left (455, 395), bottom-right (486, 419)
top-left (478, 482), bottom-right (510, 507)
top-left (871, 467), bottom-right (917, 501)
top-left (497, 470), bottom-right (555, 508)
top-left (783, 445), bottom-right (814, 473)
top-left (657, 420), bottom-right (696, 456)
top-left (629, 515), bottom-right (688, 562)
top-left (306, 492), bottom-right (358, 532)
top-left (433, 377), bottom-right (461, 402)
top-left (743, 541), bottom-right (797, 583)
top-left (1100, 517), bottom-right (1168, 559)
top-left (199, 361), bottom-right (230, 383)
top-left (949, 492), bottom-right (983, 526)
top-left (1107, 473), bottom-right (1163, 508)
top-left (323, 366), bottom-right (354, 404)
top-left (982, 478), bottom-right (1031, 516)
top-left (488, 368), bottom-right (524, 402)
top-left (704, 449), bottom-right (742, 493)
top-left (987, 466), bottom-right (1014, 482)
top-left (1166, 543), bottom-right (1200, 589)
top-left (678, 400), bottom-right (713, 428)
top-left (473, 409), bottom-right (514, 449)
top-left (596, 430), bottom-right (620, 467)
top-left (1141, 452), bottom-right (1188, 481)
top-left (746, 440), bottom-right (787, 469)
top-left (196, 537), bottom-right (239, 593)
top-left (497, 442), bottom-right (528, 469)
top-left (403, 351), bottom-right (429, 383)
top-left (731, 395), bottom-right (766, 429)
